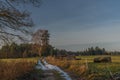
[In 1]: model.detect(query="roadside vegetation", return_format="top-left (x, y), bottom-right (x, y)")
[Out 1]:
top-left (46, 56), bottom-right (120, 80)
top-left (0, 58), bottom-right (38, 80)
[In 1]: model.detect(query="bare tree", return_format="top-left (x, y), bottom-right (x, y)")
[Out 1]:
top-left (32, 29), bottom-right (50, 56)
top-left (0, 0), bottom-right (41, 45)
top-left (32, 29), bottom-right (49, 46)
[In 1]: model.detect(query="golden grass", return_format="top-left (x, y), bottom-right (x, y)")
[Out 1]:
top-left (0, 58), bottom-right (38, 80)
top-left (46, 55), bottom-right (120, 80)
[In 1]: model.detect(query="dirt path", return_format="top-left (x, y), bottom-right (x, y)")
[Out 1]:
top-left (41, 70), bottom-right (55, 80)
top-left (40, 70), bottom-right (66, 80)
top-left (35, 59), bottom-right (72, 80)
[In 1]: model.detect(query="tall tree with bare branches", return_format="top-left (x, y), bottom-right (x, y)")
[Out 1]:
top-left (0, 0), bottom-right (41, 45)
top-left (32, 29), bottom-right (50, 56)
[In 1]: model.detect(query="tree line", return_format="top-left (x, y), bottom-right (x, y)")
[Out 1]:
top-left (0, 43), bottom-right (52, 58)
top-left (78, 46), bottom-right (106, 55)
top-left (0, 43), bottom-right (120, 59)
top-left (52, 46), bottom-right (120, 56)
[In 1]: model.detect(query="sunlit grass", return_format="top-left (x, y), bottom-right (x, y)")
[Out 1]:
top-left (0, 58), bottom-right (39, 80)
top-left (46, 55), bottom-right (120, 80)
top-left (0, 57), bottom-right (39, 62)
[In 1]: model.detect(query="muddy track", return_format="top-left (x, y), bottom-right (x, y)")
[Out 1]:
top-left (35, 59), bottom-right (72, 80)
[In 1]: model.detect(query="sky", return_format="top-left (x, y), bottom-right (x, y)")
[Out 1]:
top-left (27, 0), bottom-right (120, 51)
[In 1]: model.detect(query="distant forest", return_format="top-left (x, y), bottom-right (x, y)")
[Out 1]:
top-left (0, 43), bottom-right (52, 58)
top-left (0, 43), bottom-right (120, 58)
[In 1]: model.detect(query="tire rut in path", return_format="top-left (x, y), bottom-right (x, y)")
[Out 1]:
top-left (41, 70), bottom-right (55, 80)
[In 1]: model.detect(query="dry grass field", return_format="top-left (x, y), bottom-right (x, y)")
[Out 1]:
top-left (0, 56), bottom-right (120, 80)
top-left (46, 55), bottom-right (120, 80)
top-left (0, 58), bottom-right (38, 80)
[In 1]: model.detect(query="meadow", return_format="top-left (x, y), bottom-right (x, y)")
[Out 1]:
top-left (0, 58), bottom-right (38, 80)
top-left (46, 55), bottom-right (120, 80)
top-left (0, 56), bottom-right (120, 80)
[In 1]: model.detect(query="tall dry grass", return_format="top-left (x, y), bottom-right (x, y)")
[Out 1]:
top-left (46, 56), bottom-right (87, 79)
top-left (0, 59), bottom-right (37, 80)
top-left (46, 56), bottom-right (120, 80)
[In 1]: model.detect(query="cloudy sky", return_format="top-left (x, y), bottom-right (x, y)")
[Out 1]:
top-left (28, 0), bottom-right (120, 51)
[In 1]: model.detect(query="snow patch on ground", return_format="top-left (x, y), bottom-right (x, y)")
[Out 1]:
top-left (35, 60), bottom-right (48, 70)
top-left (35, 59), bottom-right (72, 80)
